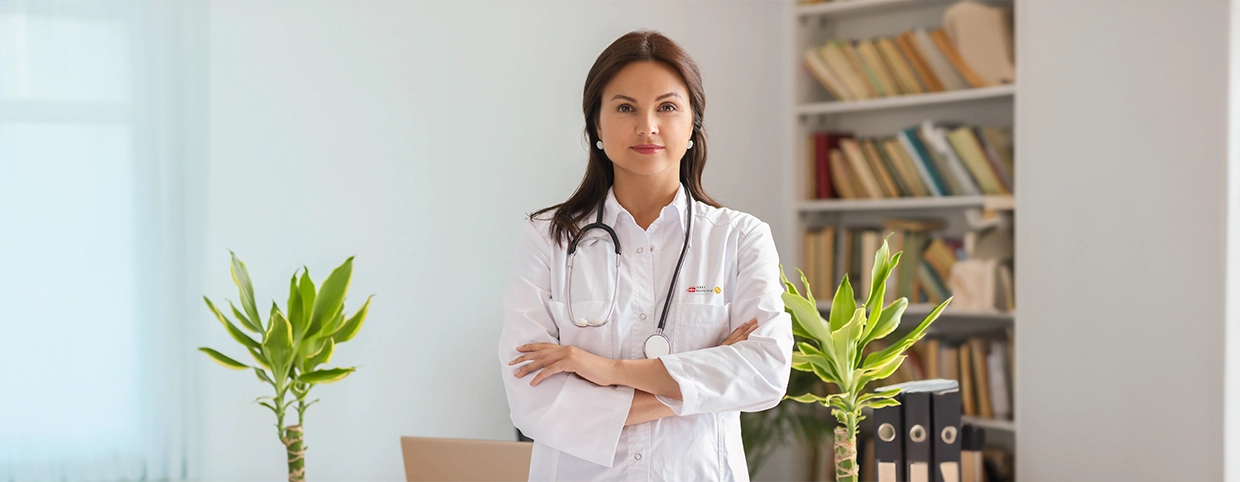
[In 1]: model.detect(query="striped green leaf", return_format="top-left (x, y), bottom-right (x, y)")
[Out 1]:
top-left (200, 347), bottom-right (248, 370)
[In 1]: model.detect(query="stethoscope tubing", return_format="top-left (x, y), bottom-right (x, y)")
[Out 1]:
top-left (564, 184), bottom-right (693, 334)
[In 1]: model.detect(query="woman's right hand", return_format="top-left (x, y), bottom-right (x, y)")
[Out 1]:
top-left (718, 318), bottom-right (759, 346)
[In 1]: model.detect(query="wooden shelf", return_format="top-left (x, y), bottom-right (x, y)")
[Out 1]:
top-left (798, 195), bottom-right (1014, 213)
top-left (798, 85), bottom-right (1015, 116)
top-left (963, 415), bottom-right (1016, 434)
top-left (796, 0), bottom-right (951, 19)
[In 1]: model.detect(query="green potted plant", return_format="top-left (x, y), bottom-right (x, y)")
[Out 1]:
top-left (200, 252), bottom-right (372, 482)
top-left (780, 236), bottom-right (950, 482)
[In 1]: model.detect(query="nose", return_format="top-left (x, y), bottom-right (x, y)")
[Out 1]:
top-left (637, 111), bottom-right (658, 137)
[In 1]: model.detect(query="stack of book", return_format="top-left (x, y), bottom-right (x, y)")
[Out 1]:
top-left (803, 218), bottom-right (1014, 312)
top-left (805, 122), bottom-right (1013, 200)
top-left (911, 336), bottom-right (1014, 422)
top-left (803, 27), bottom-right (989, 101)
top-left (801, 4), bottom-right (1015, 102)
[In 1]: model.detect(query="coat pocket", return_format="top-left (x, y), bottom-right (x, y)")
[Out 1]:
top-left (670, 302), bottom-right (731, 352)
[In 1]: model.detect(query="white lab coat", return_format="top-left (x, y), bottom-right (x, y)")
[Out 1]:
top-left (498, 184), bottom-right (793, 481)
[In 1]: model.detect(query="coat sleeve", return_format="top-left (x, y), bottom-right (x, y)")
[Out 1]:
top-left (498, 218), bottom-right (635, 468)
top-left (654, 221), bottom-right (794, 416)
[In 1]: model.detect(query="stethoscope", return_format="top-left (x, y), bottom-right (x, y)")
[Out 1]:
top-left (564, 184), bottom-right (693, 359)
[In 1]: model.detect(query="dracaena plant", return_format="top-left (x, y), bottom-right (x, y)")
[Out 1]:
top-left (779, 235), bottom-right (950, 482)
top-left (199, 252), bottom-right (372, 482)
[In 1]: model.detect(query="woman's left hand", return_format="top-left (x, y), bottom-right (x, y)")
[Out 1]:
top-left (510, 343), bottom-right (617, 387)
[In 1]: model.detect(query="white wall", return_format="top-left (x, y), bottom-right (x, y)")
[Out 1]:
top-left (199, 1), bottom-right (790, 480)
top-left (1017, 1), bottom-right (1229, 480)
top-left (1231, 1), bottom-right (1240, 480)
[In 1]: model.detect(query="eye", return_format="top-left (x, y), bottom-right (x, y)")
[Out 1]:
top-left (659, 103), bottom-right (677, 112)
top-left (617, 104), bottom-right (634, 113)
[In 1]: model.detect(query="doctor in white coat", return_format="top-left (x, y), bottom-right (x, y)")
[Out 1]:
top-left (499, 29), bottom-right (793, 481)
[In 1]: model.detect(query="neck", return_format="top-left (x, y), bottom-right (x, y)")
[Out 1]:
top-left (613, 172), bottom-right (681, 230)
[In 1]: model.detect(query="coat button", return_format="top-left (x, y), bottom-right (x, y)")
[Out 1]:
top-left (634, 453), bottom-right (642, 460)
top-left (637, 247), bottom-right (644, 254)
top-left (639, 313), bottom-right (647, 320)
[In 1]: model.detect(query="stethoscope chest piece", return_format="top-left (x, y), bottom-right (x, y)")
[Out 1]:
top-left (643, 333), bottom-right (671, 359)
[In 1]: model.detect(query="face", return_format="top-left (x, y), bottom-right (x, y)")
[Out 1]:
top-left (596, 61), bottom-right (694, 182)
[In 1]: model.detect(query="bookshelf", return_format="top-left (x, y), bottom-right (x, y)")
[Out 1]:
top-left (787, 0), bottom-right (1018, 479)
top-left (798, 193), bottom-right (1014, 212)
top-left (797, 83), bottom-right (1014, 116)
top-left (797, 0), bottom-right (956, 19)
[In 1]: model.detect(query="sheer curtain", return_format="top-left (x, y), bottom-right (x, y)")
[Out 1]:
top-left (0, 0), bottom-right (205, 479)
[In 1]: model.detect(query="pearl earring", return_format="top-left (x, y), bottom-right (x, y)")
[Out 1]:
top-left (596, 140), bottom-right (603, 150)
top-left (687, 140), bottom-right (694, 149)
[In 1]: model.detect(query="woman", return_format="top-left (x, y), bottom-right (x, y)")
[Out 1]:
top-left (498, 30), bottom-right (792, 481)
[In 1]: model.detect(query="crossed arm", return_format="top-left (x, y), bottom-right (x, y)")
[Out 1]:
top-left (507, 318), bottom-right (760, 426)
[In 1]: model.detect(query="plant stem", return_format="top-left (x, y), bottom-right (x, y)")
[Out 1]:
top-left (834, 412), bottom-right (859, 482)
top-left (284, 424), bottom-right (306, 482)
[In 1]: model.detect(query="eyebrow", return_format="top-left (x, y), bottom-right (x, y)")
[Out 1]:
top-left (610, 92), bottom-right (683, 103)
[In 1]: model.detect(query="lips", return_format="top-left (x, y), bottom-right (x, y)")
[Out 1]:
top-left (632, 144), bottom-right (664, 155)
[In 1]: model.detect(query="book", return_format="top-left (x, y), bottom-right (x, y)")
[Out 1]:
top-left (980, 126), bottom-right (1015, 182)
top-left (859, 138), bottom-right (902, 197)
top-left (811, 131), bottom-right (853, 199)
top-left (917, 259), bottom-right (949, 305)
top-left (923, 338), bottom-right (940, 379)
top-left (804, 48), bottom-right (853, 101)
top-left (897, 127), bottom-right (947, 196)
top-left (974, 127), bottom-right (1014, 193)
top-left (997, 263), bottom-right (1015, 311)
top-left (913, 28), bottom-right (968, 90)
top-left (947, 127), bottom-right (1009, 195)
top-left (874, 36), bottom-right (924, 95)
top-left (807, 134), bottom-right (818, 199)
top-left (855, 39), bottom-right (901, 96)
top-left (929, 28), bottom-right (990, 88)
top-left (881, 138), bottom-right (932, 197)
top-left (821, 42), bottom-right (872, 100)
top-left (868, 138), bottom-right (912, 197)
top-left (920, 121), bottom-right (981, 196)
top-left (970, 338), bottom-right (994, 419)
top-left (942, 344), bottom-right (960, 386)
top-left (944, 1), bottom-right (1016, 85)
top-left (958, 343), bottom-right (975, 416)
top-left (896, 231), bottom-right (924, 300)
top-left (821, 227), bottom-right (837, 294)
top-left (987, 339), bottom-right (1012, 420)
top-left (923, 238), bottom-right (958, 286)
top-left (840, 138), bottom-right (885, 198)
top-left (896, 31), bottom-right (945, 92)
top-left (829, 148), bottom-right (860, 199)
top-left (840, 41), bottom-right (883, 98)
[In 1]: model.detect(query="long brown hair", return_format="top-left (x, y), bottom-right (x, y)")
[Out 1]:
top-left (529, 29), bottom-right (722, 246)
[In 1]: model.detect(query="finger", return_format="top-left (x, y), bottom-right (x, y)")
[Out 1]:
top-left (514, 353), bottom-right (555, 378)
top-left (517, 343), bottom-right (557, 353)
top-left (530, 362), bottom-right (563, 386)
top-left (739, 325), bottom-right (758, 341)
top-left (726, 321), bottom-right (751, 338)
top-left (509, 353), bottom-right (533, 366)
top-left (728, 319), bottom-right (758, 338)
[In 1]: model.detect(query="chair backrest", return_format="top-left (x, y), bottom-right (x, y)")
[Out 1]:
top-left (400, 436), bottom-right (533, 482)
